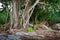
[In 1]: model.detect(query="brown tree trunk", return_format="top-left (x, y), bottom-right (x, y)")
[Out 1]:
top-left (9, 0), bottom-right (39, 29)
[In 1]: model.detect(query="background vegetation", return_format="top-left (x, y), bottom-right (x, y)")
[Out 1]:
top-left (0, 0), bottom-right (60, 29)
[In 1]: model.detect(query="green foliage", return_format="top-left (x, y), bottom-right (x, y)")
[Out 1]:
top-left (0, 0), bottom-right (10, 25)
top-left (27, 25), bottom-right (38, 32)
top-left (47, 4), bottom-right (60, 24)
top-left (27, 27), bottom-right (33, 32)
top-left (1, 0), bottom-right (60, 25)
top-left (31, 5), bottom-right (49, 23)
top-left (31, 1), bottom-right (60, 24)
top-left (40, 0), bottom-right (60, 3)
top-left (0, 9), bottom-right (10, 25)
top-left (33, 25), bottom-right (38, 30)
top-left (35, 18), bottom-right (39, 24)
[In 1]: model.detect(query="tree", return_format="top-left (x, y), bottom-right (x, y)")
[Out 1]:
top-left (9, 0), bottom-right (40, 29)
top-left (0, 0), bottom-right (60, 30)
top-left (0, 0), bottom-right (60, 39)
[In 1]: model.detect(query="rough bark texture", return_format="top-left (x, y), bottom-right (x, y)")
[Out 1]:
top-left (9, 0), bottom-right (40, 29)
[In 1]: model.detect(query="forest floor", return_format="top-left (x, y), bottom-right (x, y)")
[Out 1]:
top-left (0, 23), bottom-right (60, 40)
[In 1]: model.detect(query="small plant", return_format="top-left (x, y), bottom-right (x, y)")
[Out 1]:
top-left (33, 25), bottom-right (38, 30)
top-left (27, 27), bottom-right (33, 32)
top-left (35, 18), bottom-right (39, 24)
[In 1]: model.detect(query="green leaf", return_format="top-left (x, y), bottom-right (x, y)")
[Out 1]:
top-left (33, 25), bottom-right (38, 30)
top-left (27, 27), bottom-right (33, 32)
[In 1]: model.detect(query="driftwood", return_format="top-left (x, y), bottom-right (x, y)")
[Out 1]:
top-left (10, 29), bottom-right (60, 40)
top-left (0, 30), bottom-right (60, 40)
top-left (21, 30), bottom-right (60, 40)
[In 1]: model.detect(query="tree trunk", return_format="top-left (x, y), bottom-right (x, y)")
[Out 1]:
top-left (9, 0), bottom-right (39, 29)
